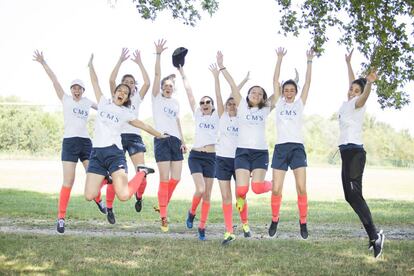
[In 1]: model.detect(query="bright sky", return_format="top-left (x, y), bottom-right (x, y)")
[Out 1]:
top-left (1, 0), bottom-right (413, 135)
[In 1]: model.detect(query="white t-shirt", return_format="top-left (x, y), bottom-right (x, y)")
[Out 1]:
top-left (62, 94), bottom-right (94, 138)
top-left (152, 93), bottom-right (181, 139)
top-left (275, 98), bottom-right (304, 144)
top-left (92, 96), bottom-right (135, 150)
top-left (121, 92), bottom-right (143, 135)
top-left (237, 100), bottom-right (270, 150)
top-left (338, 96), bottom-right (366, 146)
top-left (216, 112), bottom-right (239, 158)
top-left (192, 108), bottom-right (220, 148)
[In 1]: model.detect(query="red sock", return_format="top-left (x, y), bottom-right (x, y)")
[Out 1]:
top-left (58, 186), bottom-right (72, 219)
top-left (167, 178), bottom-right (180, 203)
top-left (239, 200), bottom-right (248, 224)
top-left (198, 201), bottom-right (211, 229)
top-left (222, 203), bottom-right (233, 233)
top-left (190, 195), bottom-right (202, 215)
top-left (158, 181), bottom-right (169, 218)
top-left (236, 185), bottom-right (249, 199)
top-left (271, 194), bottom-right (282, 222)
top-left (106, 184), bottom-right (115, 209)
top-left (136, 177), bottom-right (147, 199)
top-left (127, 171), bottom-right (146, 197)
top-left (251, 181), bottom-right (272, 194)
top-left (298, 194), bottom-right (308, 224)
top-left (94, 178), bottom-right (107, 203)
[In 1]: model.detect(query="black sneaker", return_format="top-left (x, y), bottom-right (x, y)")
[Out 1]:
top-left (56, 218), bottom-right (65, 234)
top-left (373, 230), bottom-right (385, 258)
top-left (221, 232), bottom-right (236, 245)
top-left (137, 166), bottom-right (155, 176)
top-left (268, 220), bottom-right (279, 237)
top-left (186, 211), bottom-right (196, 229)
top-left (135, 197), bottom-right (143, 213)
top-left (299, 221), bottom-right (308, 240)
top-left (107, 208), bottom-right (116, 224)
top-left (198, 227), bottom-right (206, 241)
top-left (368, 240), bottom-right (375, 251)
top-left (95, 200), bottom-right (107, 214)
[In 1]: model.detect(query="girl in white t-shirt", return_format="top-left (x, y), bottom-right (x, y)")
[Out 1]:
top-left (101, 48), bottom-right (151, 225)
top-left (178, 65), bottom-right (219, 241)
top-left (85, 54), bottom-right (165, 220)
top-left (217, 51), bottom-right (276, 238)
top-left (268, 48), bottom-right (314, 240)
top-left (33, 50), bottom-right (100, 234)
top-left (339, 50), bottom-right (384, 258)
top-left (151, 39), bottom-right (187, 232)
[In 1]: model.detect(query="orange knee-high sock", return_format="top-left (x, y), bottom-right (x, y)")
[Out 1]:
top-left (158, 181), bottom-right (169, 218)
top-left (198, 200), bottom-right (211, 229)
top-left (239, 200), bottom-right (248, 224)
top-left (271, 194), bottom-right (282, 222)
top-left (298, 194), bottom-right (308, 224)
top-left (58, 186), bottom-right (72, 219)
top-left (127, 171), bottom-right (146, 198)
top-left (136, 177), bottom-right (147, 199)
top-left (106, 184), bottom-right (115, 209)
top-left (222, 203), bottom-right (233, 233)
top-left (236, 185), bottom-right (249, 199)
top-left (167, 178), bottom-right (180, 203)
top-left (251, 181), bottom-right (272, 194)
top-left (190, 195), bottom-right (202, 215)
top-left (94, 178), bottom-right (107, 203)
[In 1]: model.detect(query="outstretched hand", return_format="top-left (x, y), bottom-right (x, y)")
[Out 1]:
top-left (366, 70), bottom-right (378, 83)
top-left (88, 54), bottom-right (94, 68)
top-left (154, 39), bottom-right (167, 54)
top-left (131, 49), bottom-right (142, 64)
top-left (276, 47), bottom-right (287, 58)
top-left (209, 63), bottom-right (220, 78)
top-left (119, 48), bottom-right (130, 63)
top-left (306, 48), bottom-right (315, 61)
top-left (216, 51), bottom-right (224, 68)
top-left (345, 48), bottom-right (354, 63)
top-left (33, 50), bottom-right (45, 64)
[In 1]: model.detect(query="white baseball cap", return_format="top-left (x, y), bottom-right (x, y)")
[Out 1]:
top-left (70, 79), bottom-right (85, 90)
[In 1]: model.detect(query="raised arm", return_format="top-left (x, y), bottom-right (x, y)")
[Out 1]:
top-left (109, 48), bottom-right (129, 95)
top-left (209, 63), bottom-right (223, 116)
top-left (300, 49), bottom-right (315, 105)
top-left (32, 50), bottom-right (65, 100)
top-left (131, 50), bottom-right (150, 99)
top-left (345, 49), bottom-right (355, 85)
top-left (88, 54), bottom-right (103, 103)
top-left (216, 51), bottom-right (241, 105)
top-left (178, 66), bottom-right (196, 114)
top-left (270, 47), bottom-right (286, 108)
top-left (152, 39), bottom-right (167, 97)
top-left (355, 70), bottom-right (377, 108)
top-left (237, 71), bottom-right (250, 91)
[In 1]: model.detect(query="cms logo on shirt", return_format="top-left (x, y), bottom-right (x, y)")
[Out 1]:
top-left (73, 108), bottom-right (89, 119)
top-left (280, 110), bottom-right (297, 116)
top-left (198, 123), bottom-right (215, 129)
top-left (163, 107), bottom-right (177, 118)
top-left (245, 114), bottom-right (264, 121)
top-left (99, 111), bottom-right (119, 123)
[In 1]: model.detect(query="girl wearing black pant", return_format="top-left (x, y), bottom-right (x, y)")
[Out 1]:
top-left (339, 49), bottom-right (384, 258)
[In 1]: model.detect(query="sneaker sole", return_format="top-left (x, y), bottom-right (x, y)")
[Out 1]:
top-left (375, 234), bottom-right (385, 259)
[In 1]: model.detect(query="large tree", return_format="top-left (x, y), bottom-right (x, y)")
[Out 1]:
top-left (130, 0), bottom-right (413, 109)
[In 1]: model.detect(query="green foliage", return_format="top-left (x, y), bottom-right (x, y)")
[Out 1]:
top-left (276, 0), bottom-right (414, 109)
top-left (132, 0), bottom-right (219, 26)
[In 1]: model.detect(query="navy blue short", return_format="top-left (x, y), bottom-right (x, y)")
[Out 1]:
top-left (234, 147), bottom-right (269, 171)
top-left (154, 135), bottom-right (184, 162)
top-left (215, 156), bottom-right (236, 181)
top-left (87, 145), bottom-right (128, 176)
top-left (188, 150), bottom-right (216, 178)
top-left (61, 137), bottom-right (92, 162)
top-left (271, 143), bottom-right (307, 171)
top-left (121, 133), bottom-right (146, 156)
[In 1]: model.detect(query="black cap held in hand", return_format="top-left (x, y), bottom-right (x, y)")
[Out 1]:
top-left (172, 47), bottom-right (188, 68)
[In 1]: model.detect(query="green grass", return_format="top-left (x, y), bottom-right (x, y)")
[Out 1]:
top-left (1, 189), bottom-right (413, 275)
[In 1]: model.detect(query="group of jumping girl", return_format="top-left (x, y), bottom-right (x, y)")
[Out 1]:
top-left (33, 40), bottom-right (384, 258)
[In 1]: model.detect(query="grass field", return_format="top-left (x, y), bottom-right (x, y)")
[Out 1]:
top-left (1, 189), bottom-right (413, 275)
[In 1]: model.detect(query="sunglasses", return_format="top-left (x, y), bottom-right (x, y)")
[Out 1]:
top-left (199, 100), bottom-right (211, 105)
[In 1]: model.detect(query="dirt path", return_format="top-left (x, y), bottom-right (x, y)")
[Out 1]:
top-left (1, 217), bottom-right (413, 241)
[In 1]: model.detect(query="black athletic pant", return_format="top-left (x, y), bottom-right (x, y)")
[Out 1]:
top-left (340, 148), bottom-right (377, 241)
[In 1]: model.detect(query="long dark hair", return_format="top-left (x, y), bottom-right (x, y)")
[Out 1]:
top-left (352, 78), bottom-right (367, 92)
top-left (114, 83), bottom-right (132, 108)
top-left (246, 85), bottom-right (268, 109)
